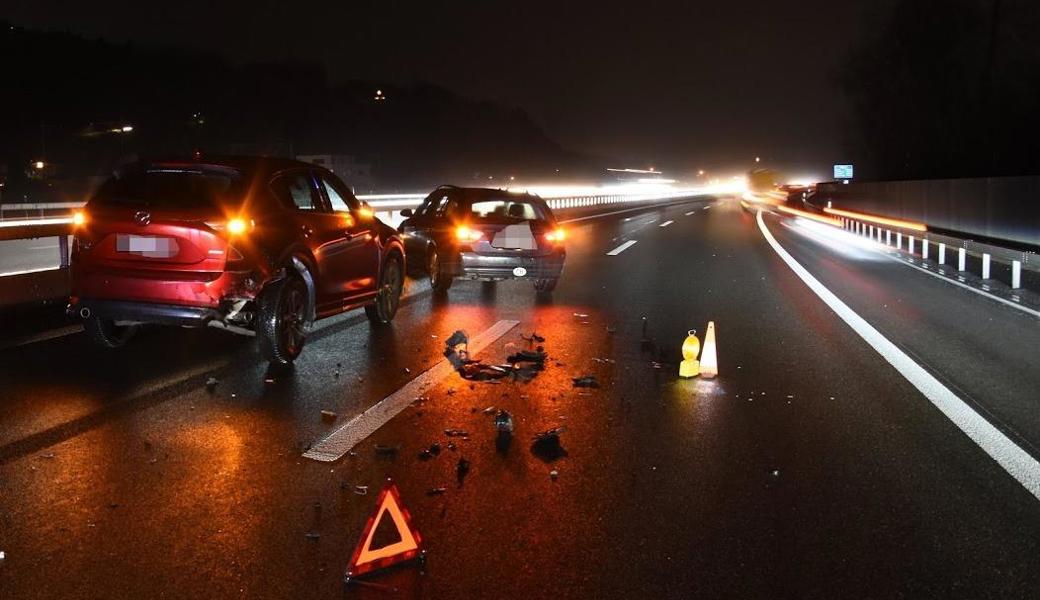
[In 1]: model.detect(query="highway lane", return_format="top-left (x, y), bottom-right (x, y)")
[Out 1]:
top-left (767, 211), bottom-right (1040, 463)
top-left (2, 197), bottom-right (1040, 598)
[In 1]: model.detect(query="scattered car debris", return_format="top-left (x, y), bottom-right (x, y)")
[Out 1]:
top-left (264, 377), bottom-right (276, 384)
top-left (573, 313), bottom-right (589, 318)
top-left (418, 449), bottom-right (434, 461)
top-left (550, 469), bottom-right (559, 480)
top-left (39, 453), bottom-right (56, 459)
top-left (0, 550), bottom-right (5, 560)
top-left (353, 485), bottom-right (368, 496)
top-left (427, 487), bottom-right (447, 496)
top-left (205, 377), bottom-right (219, 392)
top-left (305, 532), bottom-right (321, 541)
top-left (320, 410), bottom-right (338, 422)
top-left (521, 332), bottom-right (546, 343)
top-left (592, 357), bottom-right (615, 364)
top-left (482, 406), bottom-right (497, 414)
top-left (494, 410), bottom-right (515, 434)
top-left (444, 429), bottom-right (469, 437)
top-left (649, 361), bottom-right (663, 369)
top-left (572, 375), bottom-right (600, 388)
top-left (606, 326), bottom-right (617, 334)
top-left (447, 442), bottom-right (457, 451)
top-left (456, 458), bottom-right (471, 485)
top-left (531, 427), bottom-right (567, 462)
top-left (374, 444), bottom-right (399, 457)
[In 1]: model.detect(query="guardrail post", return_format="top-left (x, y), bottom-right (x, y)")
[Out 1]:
top-left (957, 248), bottom-right (966, 272)
top-left (886, 230), bottom-right (891, 245)
top-left (59, 234), bottom-right (70, 268)
top-left (923, 239), bottom-right (929, 260)
top-left (938, 243), bottom-right (946, 265)
top-left (982, 254), bottom-right (991, 279)
top-left (897, 232), bottom-right (902, 249)
top-left (1012, 260), bottom-right (1022, 289)
top-left (908, 235), bottom-right (915, 254)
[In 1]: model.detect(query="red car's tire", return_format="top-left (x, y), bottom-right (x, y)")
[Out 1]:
top-left (257, 276), bottom-right (308, 364)
top-left (366, 253), bottom-right (404, 325)
top-left (83, 315), bottom-right (138, 349)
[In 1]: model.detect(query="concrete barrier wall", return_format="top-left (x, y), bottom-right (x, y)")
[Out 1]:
top-left (817, 177), bottom-right (1040, 248)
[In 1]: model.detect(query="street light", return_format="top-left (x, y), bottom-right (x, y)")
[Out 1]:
top-left (34, 160), bottom-right (45, 170)
top-left (755, 156), bottom-right (761, 163)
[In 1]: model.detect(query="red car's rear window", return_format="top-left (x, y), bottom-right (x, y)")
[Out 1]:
top-left (91, 166), bottom-right (245, 209)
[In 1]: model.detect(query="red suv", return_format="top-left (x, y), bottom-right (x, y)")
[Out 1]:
top-left (69, 157), bottom-right (406, 364)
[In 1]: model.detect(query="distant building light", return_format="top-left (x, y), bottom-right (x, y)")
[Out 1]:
top-left (121, 125), bottom-right (133, 132)
top-left (34, 160), bottom-right (45, 170)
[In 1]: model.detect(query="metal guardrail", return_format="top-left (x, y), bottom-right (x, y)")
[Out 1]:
top-left (833, 215), bottom-right (1037, 289)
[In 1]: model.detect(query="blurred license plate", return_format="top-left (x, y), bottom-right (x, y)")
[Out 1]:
top-left (116, 235), bottom-right (177, 258)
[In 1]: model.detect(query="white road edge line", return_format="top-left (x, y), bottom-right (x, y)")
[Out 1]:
top-left (659, 220), bottom-right (674, 228)
top-left (606, 240), bottom-right (638, 256)
top-left (757, 209), bottom-right (1040, 502)
top-left (303, 319), bottom-right (520, 462)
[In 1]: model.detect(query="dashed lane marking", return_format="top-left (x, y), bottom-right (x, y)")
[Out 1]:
top-left (659, 220), bottom-right (674, 227)
top-left (303, 319), bottom-right (520, 462)
top-left (606, 240), bottom-right (638, 256)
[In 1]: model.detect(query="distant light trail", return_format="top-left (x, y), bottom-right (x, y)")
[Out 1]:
top-left (823, 207), bottom-right (926, 232)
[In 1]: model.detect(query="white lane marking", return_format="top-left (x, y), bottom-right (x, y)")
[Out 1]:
top-left (685, 211), bottom-right (697, 216)
top-left (757, 209), bottom-right (1040, 501)
top-left (702, 205), bottom-right (711, 210)
top-left (606, 240), bottom-right (638, 256)
top-left (303, 319), bottom-right (520, 462)
top-left (659, 220), bottom-right (674, 228)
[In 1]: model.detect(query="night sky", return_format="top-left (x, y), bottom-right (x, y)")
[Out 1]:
top-left (5, 0), bottom-right (889, 178)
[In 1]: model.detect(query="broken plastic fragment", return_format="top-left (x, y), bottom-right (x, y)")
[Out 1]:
top-left (531, 427), bottom-right (567, 462)
top-left (456, 458), bottom-right (471, 485)
top-left (320, 410), bottom-right (338, 422)
top-left (353, 485), bottom-right (368, 495)
top-left (494, 410), bottom-right (515, 434)
top-left (572, 376), bottom-right (600, 388)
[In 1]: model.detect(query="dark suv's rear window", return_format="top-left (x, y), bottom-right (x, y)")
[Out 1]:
top-left (91, 167), bottom-right (245, 209)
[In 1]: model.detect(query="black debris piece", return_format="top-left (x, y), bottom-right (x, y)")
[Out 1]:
top-left (427, 487), bottom-right (447, 496)
top-left (205, 377), bottom-right (219, 392)
top-left (531, 427), bottom-right (568, 462)
top-left (443, 330), bottom-right (470, 370)
top-left (305, 532), bottom-right (321, 541)
top-left (494, 410), bottom-right (515, 434)
top-left (507, 349), bottom-right (547, 364)
top-left (456, 458), bottom-right (471, 486)
top-left (374, 444), bottom-right (399, 457)
top-left (444, 429), bottom-right (469, 437)
top-left (429, 442), bottom-right (442, 456)
top-left (521, 332), bottom-right (546, 343)
top-left (572, 376), bottom-right (600, 388)
top-left (418, 449), bottom-right (434, 461)
top-left (447, 442), bottom-right (457, 451)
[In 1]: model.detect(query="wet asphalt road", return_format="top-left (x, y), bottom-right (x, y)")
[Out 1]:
top-left (1, 198), bottom-right (1040, 599)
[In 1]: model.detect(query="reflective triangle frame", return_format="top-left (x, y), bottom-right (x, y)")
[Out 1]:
top-left (345, 480), bottom-right (425, 580)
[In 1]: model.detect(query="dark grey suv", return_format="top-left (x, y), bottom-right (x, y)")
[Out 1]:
top-left (398, 186), bottom-right (566, 293)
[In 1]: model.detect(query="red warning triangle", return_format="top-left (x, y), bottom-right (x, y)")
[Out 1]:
top-left (346, 481), bottom-right (424, 579)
